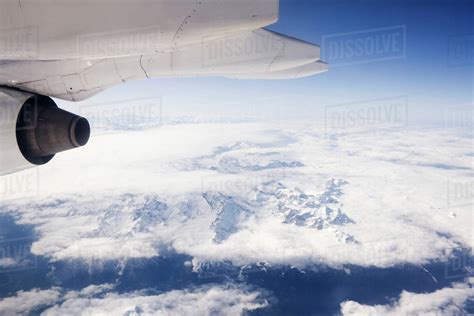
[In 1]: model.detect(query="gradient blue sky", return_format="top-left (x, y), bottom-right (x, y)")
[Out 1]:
top-left (64, 0), bottom-right (473, 123)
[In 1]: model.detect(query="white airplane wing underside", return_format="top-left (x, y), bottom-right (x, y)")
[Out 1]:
top-left (1, 29), bottom-right (327, 101)
top-left (0, 0), bottom-right (279, 60)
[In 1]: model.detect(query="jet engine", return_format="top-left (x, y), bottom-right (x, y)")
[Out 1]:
top-left (0, 87), bottom-right (90, 176)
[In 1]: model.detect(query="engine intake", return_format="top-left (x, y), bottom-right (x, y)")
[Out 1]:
top-left (16, 95), bottom-right (90, 165)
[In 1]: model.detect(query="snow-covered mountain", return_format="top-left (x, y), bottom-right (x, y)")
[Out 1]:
top-left (253, 179), bottom-right (356, 243)
top-left (91, 194), bottom-right (170, 237)
top-left (203, 192), bottom-right (251, 243)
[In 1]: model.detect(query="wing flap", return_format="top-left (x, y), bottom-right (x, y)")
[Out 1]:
top-left (224, 61), bottom-right (328, 80)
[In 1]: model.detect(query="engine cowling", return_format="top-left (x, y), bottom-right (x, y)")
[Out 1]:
top-left (0, 87), bottom-right (90, 176)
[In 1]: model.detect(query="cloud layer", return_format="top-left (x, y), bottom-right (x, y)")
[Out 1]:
top-left (1, 123), bottom-right (472, 269)
top-left (341, 278), bottom-right (474, 315)
top-left (1, 121), bottom-right (473, 315)
top-left (4, 124), bottom-right (472, 267)
top-left (0, 284), bottom-right (267, 316)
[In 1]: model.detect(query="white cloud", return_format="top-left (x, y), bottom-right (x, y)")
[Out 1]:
top-left (45, 285), bottom-right (266, 316)
top-left (0, 284), bottom-right (267, 316)
top-left (341, 278), bottom-right (474, 316)
top-left (0, 258), bottom-right (17, 267)
top-left (0, 288), bottom-right (61, 315)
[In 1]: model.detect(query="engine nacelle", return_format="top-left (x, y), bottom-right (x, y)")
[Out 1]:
top-left (0, 87), bottom-right (90, 176)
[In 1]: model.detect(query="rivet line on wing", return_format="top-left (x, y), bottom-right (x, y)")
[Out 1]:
top-left (172, 1), bottom-right (203, 47)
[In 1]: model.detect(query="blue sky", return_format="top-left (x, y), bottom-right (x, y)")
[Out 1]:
top-left (66, 0), bottom-right (473, 124)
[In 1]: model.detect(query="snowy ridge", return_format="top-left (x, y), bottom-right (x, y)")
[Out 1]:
top-left (90, 194), bottom-right (169, 237)
top-left (203, 193), bottom-right (251, 243)
top-left (254, 179), bottom-right (356, 243)
top-left (2, 194), bottom-right (176, 260)
top-left (209, 157), bottom-right (304, 174)
top-left (201, 178), bottom-right (356, 245)
top-left (178, 137), bottom-right (303, 174)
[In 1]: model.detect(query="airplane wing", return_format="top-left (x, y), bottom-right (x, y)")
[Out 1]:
top-left (1, 29), bottom-right (326, 101)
